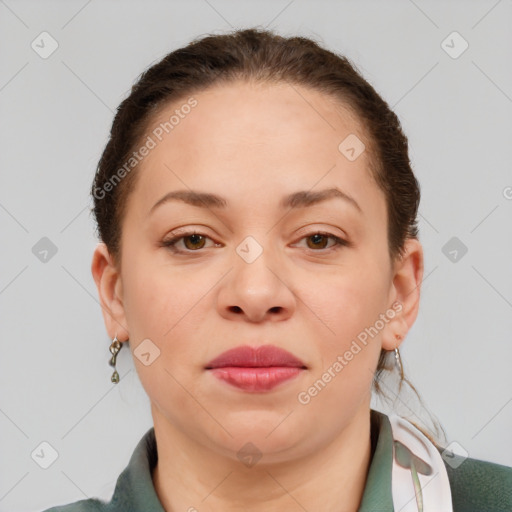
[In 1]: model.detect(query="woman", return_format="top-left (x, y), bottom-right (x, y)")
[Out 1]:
top-left (44, 28), bottom-right (511, 512)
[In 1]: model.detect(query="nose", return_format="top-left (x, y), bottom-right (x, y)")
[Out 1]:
top-left (216, 243), bottom-right (296, 323)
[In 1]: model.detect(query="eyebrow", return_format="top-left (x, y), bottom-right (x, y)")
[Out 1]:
top-left (149, 187), bottom-right (362, 215)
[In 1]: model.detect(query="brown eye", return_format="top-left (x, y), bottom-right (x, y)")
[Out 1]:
top-left (183, 234), bottom-right (206, 250)
top-left (292, 232), bottom-right (349, 252)
top-left (161, 231), bottom-right (221, 254)
top-left (306, 233), bottom-right (329, 249)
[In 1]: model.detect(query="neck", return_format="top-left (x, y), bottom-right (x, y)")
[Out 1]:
top-left (151, 405), bottom-right (374, 512)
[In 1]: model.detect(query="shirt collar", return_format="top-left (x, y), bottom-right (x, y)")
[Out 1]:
top-left (358, 409), bottom-right (394, 511)
top-left (109, 409), bottom-right (394, 511)
top-left (108, 426), bottom-right (165, 512)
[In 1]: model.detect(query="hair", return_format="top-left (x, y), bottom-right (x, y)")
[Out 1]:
top-left (91, 27), bottom-right (444, 444)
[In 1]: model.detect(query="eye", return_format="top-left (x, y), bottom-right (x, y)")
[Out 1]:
top-left (160, 232), bottom-right (219, 253)
top-left (294, 232), bottom-right (349, 251)
top-left (160, 230), bottom-right (349, 255)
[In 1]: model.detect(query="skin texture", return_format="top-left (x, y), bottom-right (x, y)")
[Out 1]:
top-left (91, 80), bottom-right (423, 512)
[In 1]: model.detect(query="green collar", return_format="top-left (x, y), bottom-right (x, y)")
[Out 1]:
top-left (108, 409), bottom-right (394, 511)
top-left (358, 409), bottom-right (394, 511)
top-left (107, 426), bottom-right (165, 512)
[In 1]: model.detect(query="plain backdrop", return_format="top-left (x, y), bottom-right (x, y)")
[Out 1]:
top-left (1, 1), bottom-right (511, 511)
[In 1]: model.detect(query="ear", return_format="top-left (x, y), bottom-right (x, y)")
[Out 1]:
top-left (381, 238), bottom-right (424, 351)
top-left (91, 242), bottom-right (129, 342)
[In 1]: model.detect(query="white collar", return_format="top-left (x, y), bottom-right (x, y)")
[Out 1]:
top-left (388, 414), bottom-right (453, 512)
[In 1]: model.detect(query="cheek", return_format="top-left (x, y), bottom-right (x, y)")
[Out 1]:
top-left (298, 273), bottom-right (386, 408)
top-left (121, 264), bottom-right (207, 414)
top-left (301, 265), bottom-right (389, 343)
top-left (121, 249), bottom-right (199, 337)
top-left (299, 265), bottom-right (390, 404)
top-left (121, 258), bottom-right (217, 374)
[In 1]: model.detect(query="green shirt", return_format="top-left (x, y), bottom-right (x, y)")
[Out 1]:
top-left (43, 410), bottom-right (512, 511)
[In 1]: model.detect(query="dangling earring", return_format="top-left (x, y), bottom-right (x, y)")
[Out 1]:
top-left (394, 334), bottom-right (404, 380)
top-left (109, 335), bottom-right (122, 384)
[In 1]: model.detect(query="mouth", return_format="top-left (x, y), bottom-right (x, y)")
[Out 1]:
top-left (205, 345), bottom-right (307, 392)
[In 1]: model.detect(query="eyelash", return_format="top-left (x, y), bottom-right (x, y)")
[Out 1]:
top-left (160, 230), bottom-right (350, 254)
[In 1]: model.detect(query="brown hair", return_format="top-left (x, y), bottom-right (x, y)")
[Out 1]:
top-left (91, 28), bottom-right (443, 444)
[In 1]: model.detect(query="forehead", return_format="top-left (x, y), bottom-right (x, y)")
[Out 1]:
top-left (127, 80), bottom-right (384, 220)
top-left (149, 80), bottom-right (368, 166)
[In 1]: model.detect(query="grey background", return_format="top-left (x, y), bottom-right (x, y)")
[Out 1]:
top-left (1, 0), bottom-right (511, 510)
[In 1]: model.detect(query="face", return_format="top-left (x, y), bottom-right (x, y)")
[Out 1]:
top-left (93, 80), bottom-right (422, 463)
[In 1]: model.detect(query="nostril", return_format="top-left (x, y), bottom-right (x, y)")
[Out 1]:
top-left (269, 306), bottom-right (282, 313)
top-left (228, 306), bottom-right (243, 313)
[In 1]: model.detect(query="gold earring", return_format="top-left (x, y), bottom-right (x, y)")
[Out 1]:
top-left (109, 335), bottom-right (122, 384)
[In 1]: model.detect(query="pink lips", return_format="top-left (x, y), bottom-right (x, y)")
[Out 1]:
top-left (205, 345), bottom-right (307, 392)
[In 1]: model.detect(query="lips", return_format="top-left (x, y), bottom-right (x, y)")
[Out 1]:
top-left (205, 345), bottom-right (307, 392)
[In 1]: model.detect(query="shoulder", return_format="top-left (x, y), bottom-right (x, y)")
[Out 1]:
top-left (440, 449), bottom-right (512, 512)
top-left (41, 497), bottom-right (109, 511)
top-left (41, 427), bottom-right (161, 512)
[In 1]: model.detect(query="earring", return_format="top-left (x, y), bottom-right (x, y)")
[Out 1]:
top-left (394, 334), bottom-right (404, 379)
top-left (109, 335), bottom-right (122, 384)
